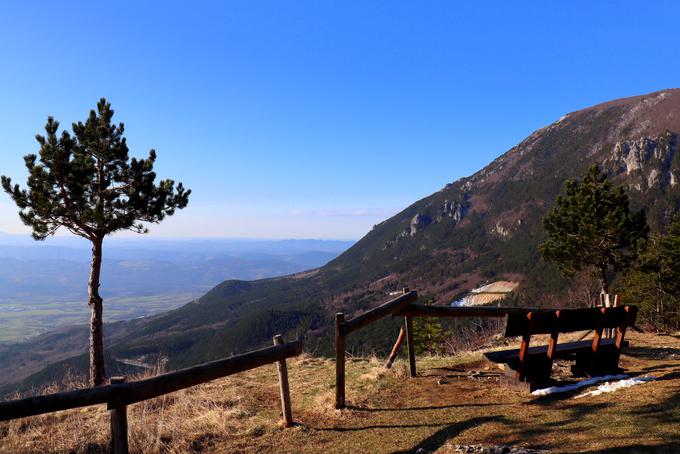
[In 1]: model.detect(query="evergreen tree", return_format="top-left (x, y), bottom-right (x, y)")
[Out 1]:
top-left (2, 99), bottom-right (190, 386)
top-left (538, 165), bottom-right (648, 296)
top-left (413, 317), bottom-right (449, 355)
top-left (620, 215), bottom-right (680, 329)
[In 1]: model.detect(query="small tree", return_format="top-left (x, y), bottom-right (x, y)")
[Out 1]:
top-left (538, 165), bottom-right (648, 296)
top-left (620, 215), bottom-right (680, 329)
top-left (2, 99), bottom-right (190, 386)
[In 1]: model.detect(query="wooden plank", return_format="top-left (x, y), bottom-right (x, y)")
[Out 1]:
top-left (546, 330), bottom-right (559, 360)
top-left (400, 304), bottom-right (538, 319)
top-left (273, 335), bottom-right (293, 427)
top-left (517, 334), bottom-right (531, 380)
top-left (556, 308), bottom-right (604, 332)
top-left (109, 377), bottom-right (129, 454)
top-left (591, 324), bottom-right (603, 353)
top-left (385, 325), bottom-right (406, 369)
top-left (602, 306), bottom-right (637, 328)
top-left (335, 312), bottom-right (346, 409)
top-left (485, 338), bottom-right (626, 363)
top-left (405, 316), bottom-right (417, 378)
top-left (0, 383), bottom-right (112, 422)
top-left (108, 340), bottom-right (302, 408)
top-left (504, 312), bottom-right (530, 337)
top-left (343, 289), bottom-right (418, 334)
top-left (615, 306), bottom-right (637, 351)
top-left (527, 311), bottom-right (559, 335)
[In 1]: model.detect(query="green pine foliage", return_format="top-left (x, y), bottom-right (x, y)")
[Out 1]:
top-left (413, 317), bottom-right (450, 355)
top-left (1, 99), bottom-right (190, 385)
top-left (539, 165), bottom-right (649, 295)
top-left (619, 216), bottom-right (680, 330)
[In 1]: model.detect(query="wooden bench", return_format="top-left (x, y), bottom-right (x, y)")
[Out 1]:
top-left (485, 305), bottom-right (638, 391)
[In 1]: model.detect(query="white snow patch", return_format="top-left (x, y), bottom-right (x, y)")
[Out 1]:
top-left (531, 374), bottom-right (629, 396)
top-left (573, 376), bottom-right (656, 399)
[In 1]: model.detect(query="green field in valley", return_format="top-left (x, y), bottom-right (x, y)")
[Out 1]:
top-left (0, 293), bottom-right (198, 343)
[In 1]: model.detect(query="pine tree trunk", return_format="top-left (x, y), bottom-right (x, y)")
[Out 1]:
top-left (88, 237), bottom-right (106, 387)
top-left (599, 266), bottom-right (609, 298)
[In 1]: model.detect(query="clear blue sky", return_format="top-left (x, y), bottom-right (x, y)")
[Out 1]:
top-left (1, 1), bottom-right (679, 239)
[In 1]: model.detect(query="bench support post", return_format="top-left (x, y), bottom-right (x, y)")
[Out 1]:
top-left (335, 312), bottom-right (346, 409)
top-left (405, 316), bottom-right (416, 377)
top-left (273, 335), bottom-right (293, 427)
top-left (110, 376), bottom-right (129, 454)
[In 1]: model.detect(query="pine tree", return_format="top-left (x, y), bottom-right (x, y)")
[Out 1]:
top-left (620, 215), bottom-right (680, 328)
top-left (538, 165), bottom-right (648, 296)
top-left (1, 99), bottom-right (190, 386)
top-left (413, 317), bottom-right (449, 355)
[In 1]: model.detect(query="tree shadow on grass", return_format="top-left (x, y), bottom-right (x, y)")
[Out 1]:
top-left (346, 402), bottom-right (509, 412)
top-left (389, 415), bottom-right (507, 454)
top-left (312, 415), bottom-right (504, 436)
top-left (623, 346), bottom-right (680, 360)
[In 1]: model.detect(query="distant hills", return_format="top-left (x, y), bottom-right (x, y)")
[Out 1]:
top-left (0, 236), bottom-right (353, 298)
top-left (0, 237), bottom-right (352, 343)
top-left (3, 89), bottom-right (680, 395)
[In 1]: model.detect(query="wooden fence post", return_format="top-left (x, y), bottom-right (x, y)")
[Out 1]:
top-left (405, 315), bottom-right (416, 377)
top-left (109, 376), bottom-right (129, 454)
top-left (385, 325), bottom-right (406, 369)
top-left (273, 335), bottom-right (293, 427)
top-left (335, 312), bottom-right (346, 409)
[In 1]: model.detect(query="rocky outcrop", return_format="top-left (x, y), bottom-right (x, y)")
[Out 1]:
top-left (437, 199), bottom-right (467, 223)
top-left (606, 133), bottom-right (678, 190)
top-left (383, 198), bottom-right (469, 250)
top-left (410, 213), bottom-right (432, 237)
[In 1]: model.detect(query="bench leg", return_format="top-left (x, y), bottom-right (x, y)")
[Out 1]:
top-left (573, 350), bottom-right (622, 377)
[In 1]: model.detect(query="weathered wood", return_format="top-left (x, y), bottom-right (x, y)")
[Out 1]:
top-left (273, 335), bottom-right (293, 427)
top-left (385, 326), bottom-right (406, 369)
top-left (485, 338), bottom-right (627, 363)
top-left (0, 383), bottom-right (112, 421)
top-left (555, 308), bottom-right (604, 332)
top-left (107, 340), bottom-right (302, 408)
top-left (591, 323), bottom-right (603, 353)
top-left (546, 330), bottom-right (559, 360)
top-left (405, 316), bottom-right (416, 378)
top-left (109, 376), bottom-right (129, 454)
top-left (490, 306), bottom-right (638, 389)
top-left (400, 304), bottom-right (538, 319)
top-left (343, 289), bottom-right (418, 334)
top-left (517, 333), bottom-right (531, 380)
top-left (335, 312), bottom-right (346, 409)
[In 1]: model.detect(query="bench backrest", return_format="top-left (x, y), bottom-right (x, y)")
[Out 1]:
top-left (504, 305), bottom-right (638, 338)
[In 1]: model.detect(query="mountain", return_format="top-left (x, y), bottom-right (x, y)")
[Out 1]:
top-left (3, 88), bottom-right (680, 394)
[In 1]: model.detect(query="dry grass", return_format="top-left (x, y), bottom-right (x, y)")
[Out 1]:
top-left (2, 332), bottom-right (680, 453)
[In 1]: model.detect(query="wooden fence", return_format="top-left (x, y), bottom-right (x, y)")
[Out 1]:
top-left (334, 288), bottom-right (418, 408)
top-left (334, 288), bottom-right (539, 409)
top-left (0, 335), bottom-right (302, 454)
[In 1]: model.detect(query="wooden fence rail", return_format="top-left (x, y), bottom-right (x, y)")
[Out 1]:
top-left (335, 288), bottom-right (418, 409)
top-left (334, 293), bottom-right (547, 408)
top-left (0, 336), bottom-right (302, 454)
top-left (394, 304), bottom-right (538, 377)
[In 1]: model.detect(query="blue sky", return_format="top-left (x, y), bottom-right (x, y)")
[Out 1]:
top-left (1, 1), bottom-right (680, 239)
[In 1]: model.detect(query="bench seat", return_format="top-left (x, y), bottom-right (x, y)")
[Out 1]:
top-left (485, 338), bottom-right (629, 363)
top-left (487, 305), bottom-right (637, 391)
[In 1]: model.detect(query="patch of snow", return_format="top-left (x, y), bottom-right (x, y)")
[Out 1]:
top-left (531, 374), bottom-right (629, 396)
top-left (573, 376), bottom-right (656, 399)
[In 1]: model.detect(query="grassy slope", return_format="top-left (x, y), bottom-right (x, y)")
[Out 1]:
top-left (5, 89), bottom-right (680, 394)
top-left (2, 331), bottom-right (679, 453)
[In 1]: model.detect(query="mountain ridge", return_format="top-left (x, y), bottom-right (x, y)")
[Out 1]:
top-left (3, 88), bottom-right (680, 395)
